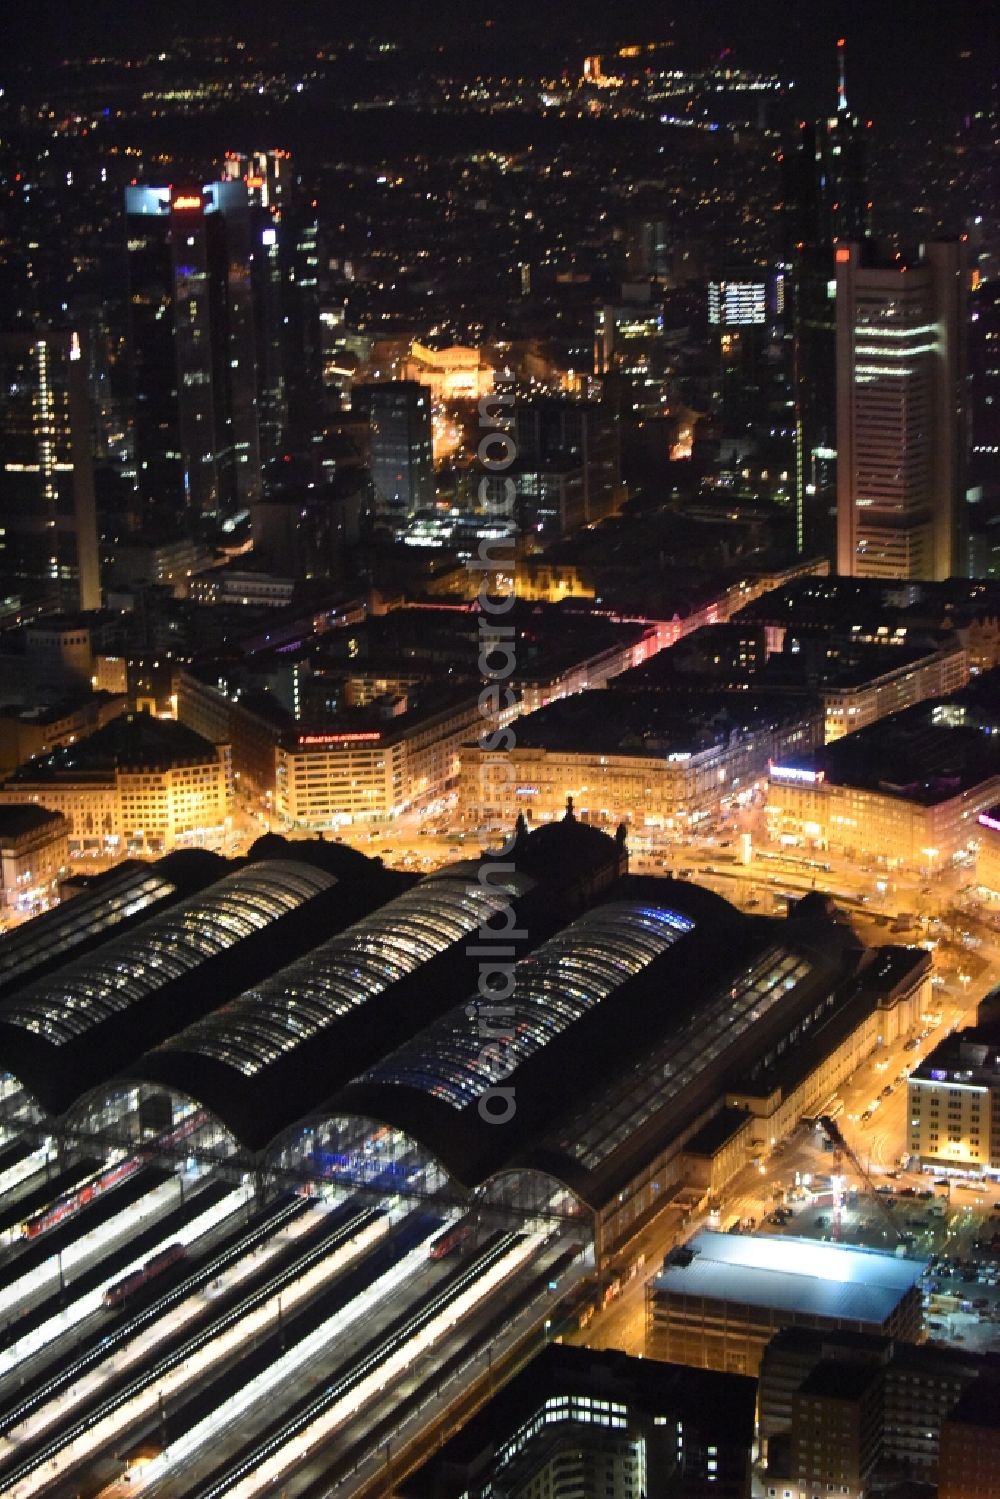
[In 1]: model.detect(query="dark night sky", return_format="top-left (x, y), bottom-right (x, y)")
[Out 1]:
top-left (5, 0), bottom-right (996, 125)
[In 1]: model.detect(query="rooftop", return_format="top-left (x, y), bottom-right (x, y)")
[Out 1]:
top-left (797, 1358), bottom-right (882, 1402)
top-left (770, 676), bottom-right (1000, 802)
top-left (333, 876), bottom-right (867, 1206)
top-left (400, 1344), bottom-right (756, 1498)
top-left (910, 1025), bottom-right (1000, 1087)
top-left (0, 846), bottom-right (402, 1117)
top-left (682, 1105), bottom-right (752, 1158)
top-left (652, 1231), bottom-right (925, 1325)
top-left (504, 685), bottom-right (817, 758)
top-left (5, 712), bottom-right (220, 783)
top-left (945, 1375), bottom-right (1000, 1429)
top-left (0, 804), bottom-right (67, 838)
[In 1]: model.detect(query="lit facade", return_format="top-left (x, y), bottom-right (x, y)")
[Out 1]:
top-left (907, 1030), bottom-right (1000, 1175)
top-left (0, 720), bottom-right (231, 858)
top-left (0, 693), bottom-right (127, 777)
top-left (647, 1233), bottom-right (925, 1378)
top-left (399, 1345), bottom-right (756, 1499)
top-left (460, 702), bottom-right (822, 830)
top-left (355, 380), bottom-right (434, 520)
top-left (767, 766), bottom-right (1000, 869)
top-left (821, 643), bottom-right (968, 741)
top-left (0, 327), bottom-right (101, 612)
top-left (974, 807), bottom-right (1000, 901)
top-left (276, 693), bottom-right (492, 826)
top-left (593, 300), bottom-right (665, 376)
top-left (401, 342), bottom-right (494, 402)
top-left (784, 66), bottom-right (870, 557)
top-left (0, 806), bottom-right (68, 912)
top-left (836, 239), bottom-right (967, 581)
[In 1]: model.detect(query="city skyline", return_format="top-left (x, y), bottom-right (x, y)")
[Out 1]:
top-left (0, 7), bottom-right (998, 1497)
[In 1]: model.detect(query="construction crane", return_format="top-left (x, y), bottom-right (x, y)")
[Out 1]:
top-left (818, 1115), bottom-right (904, 1245)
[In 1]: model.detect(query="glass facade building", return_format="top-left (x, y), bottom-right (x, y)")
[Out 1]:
top-left (125, 183), bottom-right (262, 530)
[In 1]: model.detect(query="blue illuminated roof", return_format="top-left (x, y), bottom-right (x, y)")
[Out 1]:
top-left (653, 1231), bottom-right (925, 1324)
top-left (360, 901), bottom-right (695, 1109)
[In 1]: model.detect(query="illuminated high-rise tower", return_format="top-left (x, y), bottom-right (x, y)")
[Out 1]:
top-left (353, 381), bottom-right (434, 521)
top-left (0, 325), bottom-right (101, 613)
top-left (785, 39), bottom-right (872, 559)
top-left (836, 239), bottom-right (967, 581)
top-left (219, 152), bottom-right (324, 480)
top-left (125, 183), bottom-right (261, 532)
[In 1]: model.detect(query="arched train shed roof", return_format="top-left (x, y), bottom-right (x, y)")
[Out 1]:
top-left (0, 857), bottom-right (371, 1116)
top-left (327, 878), bottom-right (867, 1207)
top-left (0, 849), bottom-right (227, 1002)
top-left (133, 867), bottom-right (540, 1150)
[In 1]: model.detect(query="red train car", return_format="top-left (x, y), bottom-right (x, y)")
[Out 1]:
top-left (428, 1223), bottom-right (474, 1260)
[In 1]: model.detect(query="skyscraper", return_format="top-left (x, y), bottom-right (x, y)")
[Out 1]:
top-left (836, 239), bottom-right (967, 581)
top-left (223, 152), bottom-right (293, 474)
top-left (785, 39), bottom-right (872, 558)
top-left (124, 183), bottom-right (261, 533)
top-left (354, 381), bottom-right (434, 521)
top-left (219, 151), bottom-right (324, 477)
top-left (0, 325), bottom-right (101, 613)
top-left (708, 269), bottom-right (779, 443)
top-left (970, 274), bottom-right (1000, 485)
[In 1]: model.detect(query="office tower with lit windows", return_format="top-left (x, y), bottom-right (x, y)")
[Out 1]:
top-left (220, 150), bottom-right (325, 475)
top-left (785, 39), bottom-right (872, 558)
top-left (707, 270), bottom-right (780, 442)
top-left (124, 183), bottom-right (261, 533)
top-left (836, 238), bottom-right (967, 582)
top-left (223, 153), bottom-right (292, 473)
top-left (354, 381), bottom-right (434, 521)
top-left (281, 209), bottom-right (324, 457)
top-left (221, 149), bottom-right (292, 215)
top-left (0, 326), bottom-right (101, 613)
top-left (970, 275), bottom-right (1000, 485)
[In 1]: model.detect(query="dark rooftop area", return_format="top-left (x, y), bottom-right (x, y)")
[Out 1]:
top-left (772, 674), bottom-right (1000, 803)
top-left (945, 1374), bottom-right (1000, 1429)
top-left (507, 684), bottom-right (817, 757)
top-left (798, 1357), bottom-right (882, 1402)
top-left (0, 804), bottom-right (67, 837)
top-left (399, 1344), bottom-right (756, 1498)
top-left (5, 712), bottom-right (220, 782)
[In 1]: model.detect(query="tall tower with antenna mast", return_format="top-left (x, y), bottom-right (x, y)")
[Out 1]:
top-left (837, 35), bottom-right (848, 113)
top-left (783, 38), bottom-right (872, 560)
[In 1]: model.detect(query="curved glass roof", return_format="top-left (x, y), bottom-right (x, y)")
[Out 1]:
top-left (361, 901), bottom-right (694, 1110)
top-left (549, 942), bottom-right (813, 1172)
top-left (0, 863), bottom-right (175, 994)
top-left (155, 872), bottom-right (536, 1078)
top-left (0, 861), bottom-right (335, 1046)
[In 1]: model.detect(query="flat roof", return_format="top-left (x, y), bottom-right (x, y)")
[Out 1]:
top-left (798, 1358), bottom-right (881, 1400)
top-left (652, 1231), bottom-right (925, 1325)
top-left (505, 686), bottom-right (817, 759)
top-left (682, 1106), bottom-right (752, 1158)
top-left (5, 712), bottom-right (218, 781)
top-left (0, 804), bottom-right (67, 836)
top-left (769, 684), bottom-right (1000, 804)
